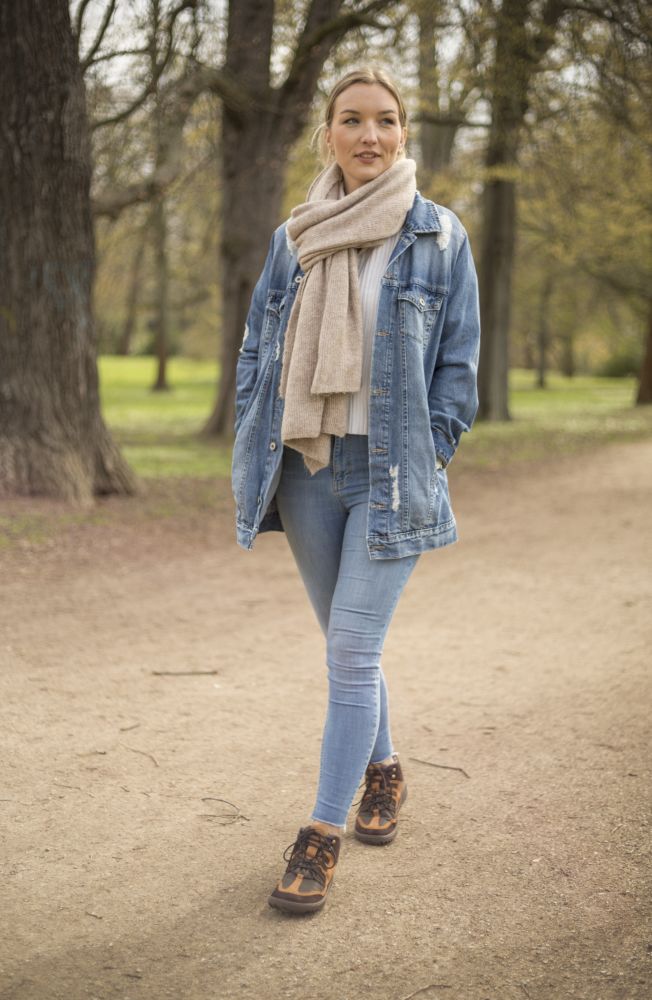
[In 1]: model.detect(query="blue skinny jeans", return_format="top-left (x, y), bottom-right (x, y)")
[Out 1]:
top-left (275, 434), bottom-right (419, 828)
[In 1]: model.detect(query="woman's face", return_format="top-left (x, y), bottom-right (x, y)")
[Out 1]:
top-left (325, 83), bottom-right (407, 195)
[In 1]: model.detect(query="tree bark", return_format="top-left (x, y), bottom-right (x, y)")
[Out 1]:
top-left (477, 0), bottom-right (530, 421)
top-left (417, 0), bottom-right (460, 178)
top-left (477, 0), bottom-right (564, 421)
top-left (0, 0), bottom-right (136, 500)
top-left (559, 332), bottom-right (576, 378)
top-left (118, 223), bottom-right (148, 355)
top-left (151, 194), bottom-right (171, 390)
top-left (635, 298), bottom-right (652, 405)
top-left (536, 273), bottom-right (553, 389)
top-left (201, 0), bottom-right (281, 435)
top-left (202, 0), bottom-right (397, 437)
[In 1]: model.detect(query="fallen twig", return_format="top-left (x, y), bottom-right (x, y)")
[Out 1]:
top-left (200, 796), bottom-right (250, 823)
top-left (152, 669), bottom-right (219, 676)
top-left (119, 723), bottom-right (140, 732)
top-left (401, 985), bottom-right (452, 999)
top-left (121, 744), bottom-right (159, 767)
top-left (408, 757), bottom-right (470, 779)
top-left (85, 911), bottom-right (103, 919)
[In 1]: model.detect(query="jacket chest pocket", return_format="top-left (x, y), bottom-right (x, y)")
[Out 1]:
top-left (398, 287), bottom-right (445, 350)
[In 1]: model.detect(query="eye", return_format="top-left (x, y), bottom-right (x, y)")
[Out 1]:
top-left (344, 117), bottom-right (359, 125)
top-left (382, 117), bottom-right (397, 125)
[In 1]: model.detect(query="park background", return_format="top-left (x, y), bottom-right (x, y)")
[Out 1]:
top-left (1, 3), bottom-right (651, 1000)
top-left (0, 0), bottom-right (651, 499)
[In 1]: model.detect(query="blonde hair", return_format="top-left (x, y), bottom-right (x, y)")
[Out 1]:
top-left (312, 67), bottom-right (408, 166)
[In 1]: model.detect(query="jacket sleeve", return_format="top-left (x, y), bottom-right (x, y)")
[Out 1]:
top-left (234, 229), bottom-right (278, 436)
top-left (428, 233), bottom-right (480, 467)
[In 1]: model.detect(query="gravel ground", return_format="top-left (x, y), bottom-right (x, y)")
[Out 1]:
top-left (1, 440), bottom-right (650, 1000)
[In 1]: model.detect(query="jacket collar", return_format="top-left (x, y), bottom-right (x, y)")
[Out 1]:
top-left (402, 191), bottom-right (442, 234)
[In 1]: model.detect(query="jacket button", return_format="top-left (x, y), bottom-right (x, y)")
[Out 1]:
top-left (418, 296), bottom-right (425, 307)
top-left (269, 441), bottom-right (277, 451)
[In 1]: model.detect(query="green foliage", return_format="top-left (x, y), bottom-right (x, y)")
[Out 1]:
top-left (596, 346), bottom-right (644, 378)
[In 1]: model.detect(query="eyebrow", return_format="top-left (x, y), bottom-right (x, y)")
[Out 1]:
top-left (337, 109), bottom-right (398, 116)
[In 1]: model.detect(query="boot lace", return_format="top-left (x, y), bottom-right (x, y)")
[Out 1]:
top-left (282, 828), bottom-right (337, 888)
top-left (353, 765), bottom-right (397, 816)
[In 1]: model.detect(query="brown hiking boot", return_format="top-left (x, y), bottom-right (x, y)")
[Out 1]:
top-left (354, 754), bottom-right (407, 844)
top-left (268, 826), bottom-right (341, 914)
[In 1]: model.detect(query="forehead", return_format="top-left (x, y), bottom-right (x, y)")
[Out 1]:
top-left (332, 82), bottom-right (399, 116)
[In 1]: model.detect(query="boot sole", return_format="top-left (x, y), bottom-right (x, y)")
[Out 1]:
top-left (268, 893), bottom-right (327, 914)
top-left (354, 785), bottom-right (407, 845)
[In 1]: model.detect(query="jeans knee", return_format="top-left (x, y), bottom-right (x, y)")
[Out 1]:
top-left (326, 629), bottom-right (380, 685)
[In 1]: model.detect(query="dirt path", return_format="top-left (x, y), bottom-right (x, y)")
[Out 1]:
top-left (1, 441), bottom-right (650, 1000)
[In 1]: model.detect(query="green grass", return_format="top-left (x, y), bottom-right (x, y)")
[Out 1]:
top-left (99, 357), bottom-right (652, 479)
top-left (460, 369), bottom-right (652, 468)
top-left (99, 356), bottom-right (231, 478)
top-left (2, 361), bottom-right (649, 555)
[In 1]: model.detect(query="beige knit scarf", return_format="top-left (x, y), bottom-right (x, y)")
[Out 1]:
top-left (279, 158), bottom-right (417, 474)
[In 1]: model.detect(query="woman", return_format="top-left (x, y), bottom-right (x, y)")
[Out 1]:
top-left (231, 67), bottom-right (480, 914)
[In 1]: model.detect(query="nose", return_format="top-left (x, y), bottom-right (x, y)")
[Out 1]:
top-left (361, 121), bottom-right (379, 144)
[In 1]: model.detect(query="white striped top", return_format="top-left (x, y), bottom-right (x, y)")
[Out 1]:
top-left (347, 231), bottom-right (401, 434)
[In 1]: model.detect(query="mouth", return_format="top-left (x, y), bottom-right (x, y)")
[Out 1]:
top-left (355, 153), bottom-right (380, 162)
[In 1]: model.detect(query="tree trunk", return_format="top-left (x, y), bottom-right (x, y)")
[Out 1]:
top-left (201, 114), bottom-right (285, 435)
top-left (417, 1), bottom-right (459, 178)
top-left (478, 176), bottom-right (516, 419)
top-left (635, 298), bottom-right (652, 405)
top-left (117, 224), bottom-right (148, 356)
top-left (0, 0), bottom-right (136, 501)
top-left (202, 0), bottom-right (349, 438)
top-left (536, 274), bottom-right (553, 389)
top-left (201, 0), bottom-right (277, 436)
top-left (151, 194), bottom-right (171, 391)
top-left (559, 332), bottom-right (576, 378)
top-left (477, 0), bottom-right (532, 421)
top-left (477, 0), bottom-right (563, 420)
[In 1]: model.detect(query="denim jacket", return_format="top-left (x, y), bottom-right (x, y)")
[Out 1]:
top-left (231, 190), bottom-right (480, 560)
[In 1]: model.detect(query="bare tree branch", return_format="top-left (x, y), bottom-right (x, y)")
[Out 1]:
top-left (279, 0), bottom-right (397, 115)
top-left (91, 79), bottom-right (158, 130)
top-left (90, 0), bottom-right (200, 129)
top-left (157, 0), bottom-right (200, 76)
top-left (92, 65), bottom-right (233, 217)
top-left (417, 111), bottom-right (489, 129)
top-left (86, 46), bottom-right (150, 67)
top-left (80, 0), bottom-right (118, 72)
top-left (73, 0), bottom-right (94, 44)
top-left (564, 0), bottom-right (652, 44)
top-left (183, 61), bottom-right (258, 115)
